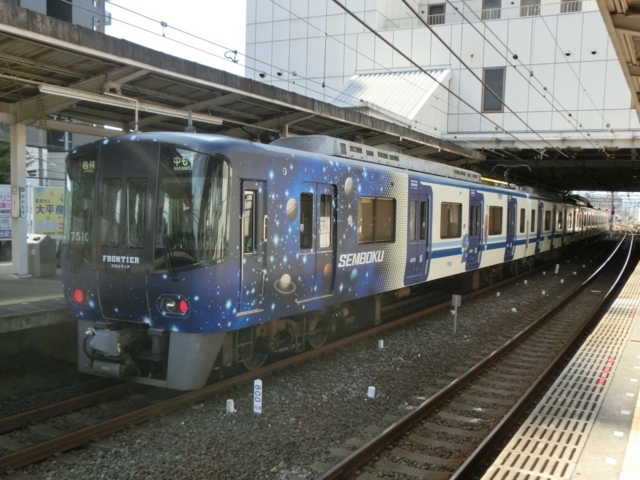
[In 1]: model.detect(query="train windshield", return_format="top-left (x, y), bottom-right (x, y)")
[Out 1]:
top-left (154, 146), bottom-right (231, 270)
top-left (62, 151), bottom-right (97, 266)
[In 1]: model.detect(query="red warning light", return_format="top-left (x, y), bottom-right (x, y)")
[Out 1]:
top-left (72, 288), bottom-right (85, 304)
top-left (179, 299), bottom-right (189, 314)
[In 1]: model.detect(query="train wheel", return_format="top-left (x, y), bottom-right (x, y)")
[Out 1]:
top-left (243, 337), bottom-right (268, 371)
top-left (307, 323), bottom-right (328, 349)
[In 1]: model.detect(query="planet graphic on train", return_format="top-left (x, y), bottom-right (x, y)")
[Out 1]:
top-left (274, 273), bottom-right (296, 294)
top-left (323, 263), bottom-right (332, 278)
top-left (349, 268), bottom-right (358, 283)
top-left (344, 177), bottom-right (354, 196)
top-left (285, 198), bottom-right (298, 221)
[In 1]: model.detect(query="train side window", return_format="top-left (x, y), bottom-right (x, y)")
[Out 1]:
top-left (544, 210), bottom-right (551, 230)
top-left (358, 197), bottom-right (395, 244)
top-left (375, 198), bottom-right (396, 243)
top-left (469, 204), bottom-right (480, 237)
top-left (243, 191), bottom-right (256, 254)
top-left (409, 200), bottom-right (417, 241)
top-left (530, 209), bottom-right (536, 232)
top-left (358, 197), bottom-right (374, 243)
top-left (419, 201), bottom-right (427, 240)
top-left (300, 193), bottom-right (313, 249)
top-left (319, 194), bottom-right (332, 249)
top-left (125, 178), bottom-right (147, 249)
top-left (489, 206), bottom-right (503, 235)
top-left (557, 211), bottom-right (563, 230)
top-left (519, 208), bottom-right (525, 233)
top-left (100, 178), bottom-right (122, 247)
top-left (568, 212), bottom-right (573, 229)
top-left (440, 202), bottom-right (462, 239)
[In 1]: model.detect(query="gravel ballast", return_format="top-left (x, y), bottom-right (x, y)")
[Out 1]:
top-left (8, 252), bottom-right (606, 480)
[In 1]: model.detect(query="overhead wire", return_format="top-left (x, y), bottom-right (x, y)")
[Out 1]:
top-left (454, 0), bottom-right (611, 163)
top-left (330, 0), bottom-right (560, 159)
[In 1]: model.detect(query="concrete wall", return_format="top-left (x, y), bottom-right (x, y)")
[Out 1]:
top-left (246, 0), bottom-right (638, 149)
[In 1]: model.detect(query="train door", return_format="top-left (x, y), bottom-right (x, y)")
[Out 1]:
top-left (466, 189), bottom-right (484, 271)
top-left (298, 183), bottom-right (337, 300)
top-left (504, 196), bottom-right (517, 261)
top-left (314, 184), bottom-right (337, 297)
top-left (239, 180), bottom-right (268, 313)
top-left (406, 193), bottom-right (430, 279)
top-left (535, 200), bottom-right (544, 254)
top-left (96, 142), bottom-right (154, 322)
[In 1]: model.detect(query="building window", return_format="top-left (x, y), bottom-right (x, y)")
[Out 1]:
top-left (482, 0), bottom-right (501, 20)
top-left (489, 206), bottom-right (503, 235)
top-left (561, 0), bottom-right (582, 12)
top-left (482, 68), bottom-right (505, 112)
top-left (428, 4), bottom-right (446, 25)
top-left (520, 0), bottom-right (540, 17)
top-left (440, 202), bottom-right (462, 239)
top-left (92, 17), bottom-right (101, 31)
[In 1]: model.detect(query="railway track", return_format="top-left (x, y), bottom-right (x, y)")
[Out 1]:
top-left (0, 241), bottom-right (617, 474)
top-left (318, 234), bottom-right (635, 479)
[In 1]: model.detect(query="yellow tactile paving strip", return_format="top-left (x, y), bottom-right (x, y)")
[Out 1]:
top-left (482, 261), bottom-right (640, 480)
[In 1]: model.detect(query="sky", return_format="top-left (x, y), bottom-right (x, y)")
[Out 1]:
top-left (104, 0), bottom-right (247, 77)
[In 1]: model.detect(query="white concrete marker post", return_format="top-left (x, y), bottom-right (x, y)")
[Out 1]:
top-left (554, 264), bottom-right (559, 274)
top-left (367, 386), bottom-right (376, 398)
top-left (452, 294), bottom-right (461, 334)
top-left (254, 379), bottom-right (262, 416)
top-left (378, 339), bottom-right (384, 349)
top-left (226, 399), bottom-right (235, 414)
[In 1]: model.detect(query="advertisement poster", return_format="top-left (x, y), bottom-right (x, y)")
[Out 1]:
top-left (33, 187), bottom-right (64, 238)
top-left (0, 185), bottom-right (10, 241)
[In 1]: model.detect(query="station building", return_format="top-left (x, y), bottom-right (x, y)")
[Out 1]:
top-left (245, 0), bottom-right (639, 154)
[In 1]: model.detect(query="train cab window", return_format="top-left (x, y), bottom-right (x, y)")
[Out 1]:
top-left (440, 202), bottom-right (462, 239)
top-left (519, 208), bottom-right (526, 233)
top-left (125, 179), bottom-right (147, 249)
top-left (243, 191), bottom-right (256, 254)
top-left (419, 201), bottom-right (427, 240)
top-left (530, 209), bottom-right (536, 232)
top-left (544, 210), bottom-right (551, 231)
top-left (100, 178), bottom-right (122, 247)
top-left (489, 206), bottom-right (503, 235)
top-left (358, 197), bottom-right (396, 244)
top-left (300, 192), bottom-right (313, 249)
top-left (319, 194), bottom-right (333, 249)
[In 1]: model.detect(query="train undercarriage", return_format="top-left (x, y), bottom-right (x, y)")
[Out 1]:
top-left (79, 243), bottom-right (589, 390)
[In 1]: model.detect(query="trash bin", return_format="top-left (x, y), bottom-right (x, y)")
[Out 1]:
top-left (27, 234), bottom-right (57, 277)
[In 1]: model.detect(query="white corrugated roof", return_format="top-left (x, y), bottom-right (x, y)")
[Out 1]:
top-left (332, 68), bottom-right (450, 121)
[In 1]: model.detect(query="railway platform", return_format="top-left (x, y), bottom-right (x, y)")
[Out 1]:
top-left (481, 259), bottom-right (640, 480)
top-left (0, 262), bottom-right (68, 334)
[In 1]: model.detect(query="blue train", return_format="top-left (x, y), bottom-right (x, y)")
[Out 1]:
top-left (61, 133), bottom-right (607, 389)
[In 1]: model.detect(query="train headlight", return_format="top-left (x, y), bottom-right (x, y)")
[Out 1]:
top-left (158, 295), bottom-right (190, 316)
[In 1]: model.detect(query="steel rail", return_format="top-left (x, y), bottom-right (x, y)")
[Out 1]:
top-left (0, 383), bottom-right (135, 435)
top-left (0, 239), bottom-right (612, 473)
top-left (450, 233), bottom-right (635, 479)
top-left (318, 234), bottom-right (631, 480)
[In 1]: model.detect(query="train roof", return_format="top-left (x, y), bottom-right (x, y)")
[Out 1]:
top-left (271, 135), bottom-right (482, 185)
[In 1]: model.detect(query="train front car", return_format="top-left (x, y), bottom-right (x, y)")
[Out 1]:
top-left (61, 134), bottom-right (233, 390)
